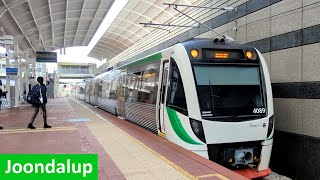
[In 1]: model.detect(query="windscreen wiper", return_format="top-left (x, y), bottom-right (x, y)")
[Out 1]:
top-left (209, 80), bottom-right (215, 114)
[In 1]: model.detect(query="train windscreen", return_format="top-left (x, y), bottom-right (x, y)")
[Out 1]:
top-left (193, 65), bottom-right (265, 120)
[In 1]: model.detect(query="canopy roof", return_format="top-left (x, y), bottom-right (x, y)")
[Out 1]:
top-left (88, 0), bottom-right (200, 61)
top-left (0, 0), bottom-right (114, 57)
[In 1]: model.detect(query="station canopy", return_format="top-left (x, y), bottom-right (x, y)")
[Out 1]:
top-left (87, 0), bottom-right (236, 70)
top-left (88, 0), bottom-right (199, 62)
top-left (0, 0), bottom-right (115, 57)
top-left (0, 0), bottom-right (239, 62)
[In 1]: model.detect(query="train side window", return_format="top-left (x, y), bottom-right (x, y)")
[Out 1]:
top-left (98, 81), bottom-right (103, 97)
top-left (167, 59), bottom-right (188, 115)
top-left (116, 73), bottom-right (126, 98)
top-left (110, 79), bottom-right (117, 99)
top-left (137, 68), bottom-right (159, 104)
top-left (125, 72), bottom-right (141, 102)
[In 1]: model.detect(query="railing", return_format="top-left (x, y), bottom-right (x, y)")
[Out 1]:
top-left (58, 69), bottom-right (90, 74)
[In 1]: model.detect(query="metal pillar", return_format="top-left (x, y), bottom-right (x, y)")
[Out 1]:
top-left (25, 61), bottom-right (30, 95)
top-left (5, 45), bottom-right (10, 108)
top-left (32, 61), bottom-right (36, 80)
top-left (14, 38), bottom-right (19, 107)
top-left (14, 56), bottom-right (18, 107)
top-left (19, 57), bottom-right (23, 103)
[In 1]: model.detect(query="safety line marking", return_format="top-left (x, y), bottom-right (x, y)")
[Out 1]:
top-left (72, 98), bottom-right (198, 180)
top-left (0, 126), bottom-right (77, 134)
top-left (197, 173), bottom-right (230, 180)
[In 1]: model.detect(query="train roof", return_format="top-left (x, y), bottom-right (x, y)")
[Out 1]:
top-left (96, 38), bottom-right (257, 77)
top-left (180, 38), bottom-right (254, 50)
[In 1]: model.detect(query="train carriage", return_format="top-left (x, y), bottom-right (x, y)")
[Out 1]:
top-left (73, 82), bottom-right (85, 101)
top-left (78, 38), bottom-right (274, 178)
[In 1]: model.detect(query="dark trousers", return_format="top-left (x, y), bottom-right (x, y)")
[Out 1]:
top-left (30, 104), bottom-right (47, 124)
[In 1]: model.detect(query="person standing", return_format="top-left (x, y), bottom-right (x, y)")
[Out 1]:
top-left (28, 77), bottom-right (52, 129)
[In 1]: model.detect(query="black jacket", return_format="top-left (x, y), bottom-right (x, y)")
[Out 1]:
top-left (39, 84), bottom-right (47, 104)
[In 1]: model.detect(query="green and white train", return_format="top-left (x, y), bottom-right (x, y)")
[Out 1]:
top-left (75, 38), bottom-right (274, 178)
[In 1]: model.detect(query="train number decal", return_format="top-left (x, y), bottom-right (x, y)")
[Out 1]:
top-left (253, 108), bottom-right (265, 114)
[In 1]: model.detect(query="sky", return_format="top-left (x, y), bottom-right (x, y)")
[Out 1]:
top-left (2, 0), bottom-right (129, 74)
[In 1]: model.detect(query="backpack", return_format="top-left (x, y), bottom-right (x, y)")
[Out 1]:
top-left (27, 85), bottom-right (41, 105)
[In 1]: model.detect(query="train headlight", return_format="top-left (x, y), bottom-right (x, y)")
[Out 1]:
top-left (190, 49), bottom-right (199, 58)
top-left (267, 115), bottom-right (274, 138)
top-left (190, 119), bottom-right (206, 143)
top-left (246, 51), bottom-right (257, 60)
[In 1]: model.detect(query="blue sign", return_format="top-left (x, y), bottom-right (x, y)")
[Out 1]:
top-left (6, 68), bottom-right (18, 75)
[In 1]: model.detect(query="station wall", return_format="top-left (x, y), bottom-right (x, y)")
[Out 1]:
top-left (198, 1), bottom-right (320, 179)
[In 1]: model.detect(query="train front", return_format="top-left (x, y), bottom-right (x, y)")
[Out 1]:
top-left (183, 39), bottom-right (274, 178)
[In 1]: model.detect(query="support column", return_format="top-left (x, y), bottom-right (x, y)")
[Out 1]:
top-left (25, 61), bottom-right (30, 95)
top-left (14, 56), bottom-right (18, 107)
top-left (19, 57), bottom-right (23, 103)
top-left (14, 38), bottom-right (19, 107)
top-left (32, 61), bottom-right (36, 83)
top-left (5, 45), bottom-right (11, 108)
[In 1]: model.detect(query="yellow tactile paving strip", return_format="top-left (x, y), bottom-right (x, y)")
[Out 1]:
top-left (69, 99), bottom-right (195, 180)
top-left (0, 126), bottom-right (77, 134)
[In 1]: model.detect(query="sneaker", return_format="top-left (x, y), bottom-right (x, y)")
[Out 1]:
top-left (0, 126), bottom-right (3, 130)
top-left (27, 123), bottom-right (36, 129)
top-left (43, 124), bottom-right (52, 128)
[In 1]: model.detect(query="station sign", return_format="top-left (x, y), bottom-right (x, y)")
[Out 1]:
top-left (36, 52), bottom-right (57, 63)
top-left (6, 68), bottom-right (18, 76)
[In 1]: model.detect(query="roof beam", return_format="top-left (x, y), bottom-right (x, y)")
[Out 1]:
top-left (1, 0), bottom-right (36, 54)
top-left (18, 11), bottom-right (103, 27)
top-left (48, 0), bottom-right (54, 48)
top-left (122, 8), bottom-right (160, 24)
top-left (27, 0), bottom-right (47, 52)
top-left (106, 32), bottom-right (135, 44)
top-left (100, 36), bottom-right (130, 48)
top-left (95, 42), bottom-right (126, 52)
top-left (116, 17), bottom-right (150, 33)
top-left (63, 0), bottom-right (68, 48)
top-left (81, 0), bottom-right (103, 46)
top-left (27, 30), bottom-right (95, 41)
top-left (91, 48), bottom-right (118, 59)
top-left (72, 0), bottom-right (86, 46)
top-left (109, 25), bottom-right (142, 39)
top-left (0, 0), bottom-right (26, 19)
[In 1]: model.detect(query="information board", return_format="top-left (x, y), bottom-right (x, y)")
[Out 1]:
top-left (36, 52), bottom-right (57, 63)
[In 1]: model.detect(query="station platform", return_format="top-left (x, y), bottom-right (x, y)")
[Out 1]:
top-left (0, 97), bottom-right (248, 180)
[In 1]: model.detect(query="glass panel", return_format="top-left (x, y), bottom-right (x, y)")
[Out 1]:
top-left (137, 68), bottom-right (158, 104)
top-left (193, 65), bottom-right (264, 119)
top-left (110, 79), bottom-right (117, 99)
top-left (194, 66), bottom-right (260, 85)
top-left (125, 73), bottom-right (140, 102)
top-left (167, 60), bottom-right (188, 115)
top-left (98, 81), bottom-right (102, 97)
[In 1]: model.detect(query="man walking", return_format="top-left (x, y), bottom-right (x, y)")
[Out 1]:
top-left (28, 77), bottom-right (52, 129)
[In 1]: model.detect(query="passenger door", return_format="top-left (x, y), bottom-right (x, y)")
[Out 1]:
top-left (156, 59), bottom-right (170, 135)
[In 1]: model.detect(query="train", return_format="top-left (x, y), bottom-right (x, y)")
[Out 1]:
top-left (73, 38), bottom-right (274, 178)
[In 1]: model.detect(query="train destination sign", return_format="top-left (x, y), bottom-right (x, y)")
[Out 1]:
top-left (36, 52), bottom-right (57, 63)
